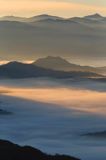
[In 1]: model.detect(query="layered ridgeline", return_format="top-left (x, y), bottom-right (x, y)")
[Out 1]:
top-left (0, 13), bottom-right (106, 66)
top-left (0, 58), bottom-right (104, 79)
top-left (33, 56), bottom-right (106, 75)
top-left (33, 56), bottom-right (98, 73)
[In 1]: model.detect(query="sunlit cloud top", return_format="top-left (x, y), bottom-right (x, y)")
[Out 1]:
top-left (0, 0), bottom-right (106, 17)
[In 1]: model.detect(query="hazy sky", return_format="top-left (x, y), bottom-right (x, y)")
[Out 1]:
top-left (0, 0), bottom-right (106, 17)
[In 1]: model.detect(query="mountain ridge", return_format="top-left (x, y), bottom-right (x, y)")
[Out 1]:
top-left (33, 56), bottom-right (106, 75)
top-left (0, 60), bottom-right (102, 79)
top-left (0, 13), bottom-right (105, 22)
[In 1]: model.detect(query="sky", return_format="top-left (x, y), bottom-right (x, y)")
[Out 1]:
top-left (0, 0), bottom-right (106, 17)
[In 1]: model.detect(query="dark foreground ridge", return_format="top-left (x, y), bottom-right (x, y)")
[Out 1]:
top-left (0, 139), bottom-right (80, 160)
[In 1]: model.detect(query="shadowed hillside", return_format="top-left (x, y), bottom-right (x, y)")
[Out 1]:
top-left (0, 61), bottom-right (102, 79)
top-left (34, 56), bottom-right (106, 74)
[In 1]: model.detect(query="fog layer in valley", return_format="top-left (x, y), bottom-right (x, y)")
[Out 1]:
top-left (0, 78), bottom-right (106, 160)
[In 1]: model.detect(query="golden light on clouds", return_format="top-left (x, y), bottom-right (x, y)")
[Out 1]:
top-left (0, 0), bottom-right (106, 17)
top-left (1, 86), bottom-right (106, 115)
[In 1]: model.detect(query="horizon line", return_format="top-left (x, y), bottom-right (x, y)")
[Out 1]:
top-left (0, 12), bottom-right (105, 19)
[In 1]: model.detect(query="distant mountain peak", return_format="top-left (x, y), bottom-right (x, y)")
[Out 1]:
top-left (34, 56), bottom-right (71, 65)
top-left (33, 56), bottom-right (105, 75)
top-left (33, 56), bottom-right (81, 71)
top-left (93, 13), bottom-right (102, 17)
top-left (29, 14), bottom-right (63, 22)
top-left (84, 13), bottom-right (103, 19)
top-left (0, 15), bottom-right (27, 22)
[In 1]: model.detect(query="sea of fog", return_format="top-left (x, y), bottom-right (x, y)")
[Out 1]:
top-left (0, 78), bottom-right (106, 160)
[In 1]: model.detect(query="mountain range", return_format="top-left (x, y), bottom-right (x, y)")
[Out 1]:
top-left (0, 13), bottom-right (106, 66)
top-left (0, 56), bottom-right (104, 79)
top-left (0, 13), bottom-right (106, 23)
top-left (0, 14), bottom-right (64, 22)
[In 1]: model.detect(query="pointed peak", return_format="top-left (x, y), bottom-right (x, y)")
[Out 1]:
top-left (94, 13), bottom-right (102, 17)
top-left (33, 56), bottom-right (72, 67)
top-left (84, 13), bottom-right (103, 19)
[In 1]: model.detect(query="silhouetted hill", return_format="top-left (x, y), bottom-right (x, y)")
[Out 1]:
top-left (84, 13), bottom-right (104, 20)
top-left (0, 16), bottom-right (27, 22)
top-left (27, 14), bottom-right (64, 22)
top-left (0, 14), bottom-right (64, 22)
top-left (0, 61), bottom-right (101, 79)
top-left (33, 56), bottom-right (105, 75)
top-left (0, 139), bottom-right (80, 160)
top-left (34, 56), bottom-right (73, 71)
